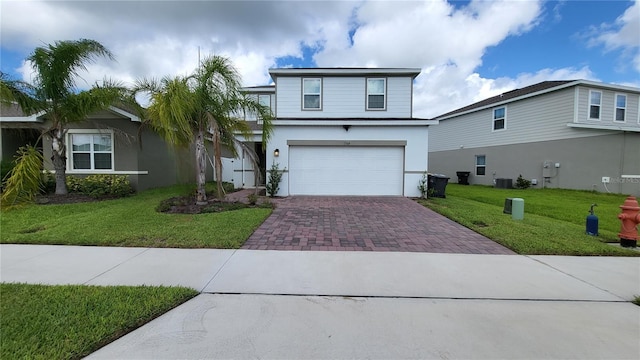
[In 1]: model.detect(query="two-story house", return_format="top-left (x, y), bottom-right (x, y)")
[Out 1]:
top-left (255, 68), bottom-right (435, 197)
top-left (428, 80), bottom-right (640, 195)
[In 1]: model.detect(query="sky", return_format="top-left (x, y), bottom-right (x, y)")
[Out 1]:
top-left (1, 0), bottom-right (639, 118)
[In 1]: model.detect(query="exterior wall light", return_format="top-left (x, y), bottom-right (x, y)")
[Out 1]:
top-left (274, 148), bottom-right (280, 157)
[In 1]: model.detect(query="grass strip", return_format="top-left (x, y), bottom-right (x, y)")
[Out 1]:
top-left (0, 283), bottom-right (197, 360)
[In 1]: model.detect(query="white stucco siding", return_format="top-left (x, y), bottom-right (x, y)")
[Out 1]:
top-left (275, 76), bottom-right (413, 119)
top-left (576, 87), bottom-right (640, 126)
top-left (429, 87), bottom-right (609, 152)
top-left (267, 125), bottom-right (428, 197)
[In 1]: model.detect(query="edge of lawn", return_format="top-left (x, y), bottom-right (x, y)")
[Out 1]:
top-left (417, 193), bottom-right (640, 257)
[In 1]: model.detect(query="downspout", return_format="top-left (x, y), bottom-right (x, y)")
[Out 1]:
top-left (242, 148), bottom-right (245, 187)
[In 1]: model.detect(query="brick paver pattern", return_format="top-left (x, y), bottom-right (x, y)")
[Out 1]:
top-left (243, 196), bottom-right (516, 254)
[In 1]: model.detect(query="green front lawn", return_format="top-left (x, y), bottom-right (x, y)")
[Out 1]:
top-left (419, 184), bottom-right (639, 256)
top-left (0, 283), bottom-right (197, 360)
top-left (0, 185), bottom-right (271, 248)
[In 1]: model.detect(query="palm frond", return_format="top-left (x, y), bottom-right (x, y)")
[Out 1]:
top-left (28, 39), bottom-right (114, 101)
top-left (1, 145), bottom-right (44, 207)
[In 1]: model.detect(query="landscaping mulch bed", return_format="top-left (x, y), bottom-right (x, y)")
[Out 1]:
top-left (157, 194), bottom-right (271, 214)
top-left (32, 189), bottom-right (272, 215)
top-left (35, 193), bottom-right (102, 205)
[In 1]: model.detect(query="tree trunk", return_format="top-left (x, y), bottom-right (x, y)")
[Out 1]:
top-left (195, 130), bottom-right (207, 205)
top-left (212, 124), bottom-right (224, 200)
top-left (51, 130), bottom-right (68, 195)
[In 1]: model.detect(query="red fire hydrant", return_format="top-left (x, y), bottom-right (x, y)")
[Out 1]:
top-left (618, 196), bottom-right (640, 247)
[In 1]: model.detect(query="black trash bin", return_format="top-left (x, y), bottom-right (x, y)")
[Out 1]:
top-left (427, 174), bottom-right (449, 198)
top-left (456, 171), bottom-right (471, 185)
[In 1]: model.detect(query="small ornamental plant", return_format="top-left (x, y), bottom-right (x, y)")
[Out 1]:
top-left (266, 162), bottom-right (285, 197)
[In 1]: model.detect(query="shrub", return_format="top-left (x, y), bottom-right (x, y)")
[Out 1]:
top-left (266, 162), bottom-right (285, 197)
top-left (417, 172), bottom-right (428, 199)
top-left (41, 171), bottom-right (56, 194)
top-left (515, 174), bottom-right (532, 189)
top-left (66, 175), bottom-right (134, 198)
top-left (247, 193), bottom-right (258, 205)
top-left (202, 182), bottom-right (234, 197)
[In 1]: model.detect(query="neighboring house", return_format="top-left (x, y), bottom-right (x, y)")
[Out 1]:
top-left (259, 68), bottom-right (436, 196)
top-left (428, 80), bottom-right (640, 195)
top-left (0, 104), bottom-right (200, 191)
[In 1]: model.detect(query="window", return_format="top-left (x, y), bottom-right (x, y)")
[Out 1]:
top-left (367, 78), bottom-right (386, 110)
top-left (493, 107), bottom-right (506, 131)
top-left (475, 155), bottom-right (486, 176)
top-left (615, 94), bottom-right (626, 122)
top-left (258, 94), bottom-right (271, 110)
top-left (302, 78), bottom-right (321, 110)
top-left (589, 90), bottom-right (601, 120)
top-left (70, 133), bottom-right (113, 170)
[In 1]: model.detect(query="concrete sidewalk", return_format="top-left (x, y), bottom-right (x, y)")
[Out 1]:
top-left (2, 245), bottom-right (639, 359)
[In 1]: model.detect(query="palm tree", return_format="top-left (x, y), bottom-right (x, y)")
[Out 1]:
top-left (135, 55), bottom-right (272, 204)
top-left (0, 39), bottom-right (127, 195)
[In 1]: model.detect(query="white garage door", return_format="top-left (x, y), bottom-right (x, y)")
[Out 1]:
top-left (289, 146), bottom-right (404, 195)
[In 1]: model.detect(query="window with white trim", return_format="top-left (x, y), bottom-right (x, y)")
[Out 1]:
top-left (475, 155), bottom-right (486, 176)
top-left (493, 107), bottom-right (506, 131)
top-left (302, 78), bottom-right (321, 110)
top-left (589, 90), bottom-right (601, 120)
top-left (70, 133), bottom-right (113, 170)
top-left (366, 78), bottom-right (386, 110)
top-left (614, 94), bottom-right (626, 122)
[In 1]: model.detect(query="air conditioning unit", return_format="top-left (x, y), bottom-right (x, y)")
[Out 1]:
top-left (495, 178), bottom-right (513, 189)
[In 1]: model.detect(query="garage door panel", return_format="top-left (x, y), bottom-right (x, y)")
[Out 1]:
top-left (289, 146), bottom-right (403, 195)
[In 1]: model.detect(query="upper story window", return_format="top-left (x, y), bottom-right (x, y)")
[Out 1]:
top-left (493, 106), bottom-right (506, 131)
top-left (615, 94), bottom-right (626, 122)
top-left (475, 155), bottom-right (486, 176)
top-left (70, 132), bottom-right (113, 171)
top-left (589, 90), bottom-right (601, 120)
top-left (258, 94), bottom-right (271, 109)
top-left (366, 78), bottom-right (386, 110)
top-left (302, 78), bottom-right (321, 110)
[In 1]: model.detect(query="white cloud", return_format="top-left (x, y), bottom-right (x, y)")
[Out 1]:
top-left (587, 0), bottom-right (640, 72)
top-left (412, 65), bottom-right (597, 118)
top-left (2, 0), bottom-right (632, 120)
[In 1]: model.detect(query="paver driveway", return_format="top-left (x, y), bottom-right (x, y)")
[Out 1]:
top-left (243, 196), bottom-right (515, 254)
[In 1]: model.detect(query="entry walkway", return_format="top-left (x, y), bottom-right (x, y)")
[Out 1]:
top-left (243, 196), bottom-right (515, 254)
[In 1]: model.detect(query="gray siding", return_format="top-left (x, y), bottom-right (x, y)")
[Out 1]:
top-left (576, 86), bottom-right (640, 127)
top-left (275, 76), bottom-right (413, 118)
top-left (430, 87), bottom-right (581, 152)
top-left (42, 118), bottom-right (201, 191)
top-left (429, 133), bottom-right (640, 195)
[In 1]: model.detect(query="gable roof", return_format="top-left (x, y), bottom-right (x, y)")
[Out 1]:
top-left (436, 81), bottom-right (573, 119)
top-left (0, 103), bottom-right (140, 123)
top-left (435, 79), bottom-right (640, 120)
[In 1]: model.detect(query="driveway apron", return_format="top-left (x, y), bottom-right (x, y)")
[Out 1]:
top-left (243, 196), bottom-right (515, 254)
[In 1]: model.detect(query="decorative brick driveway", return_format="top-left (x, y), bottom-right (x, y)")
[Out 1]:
top-left (243, 197), bottom-right (515, 254)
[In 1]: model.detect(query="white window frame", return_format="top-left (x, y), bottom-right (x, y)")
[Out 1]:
top-left (302, 78), bottom-right (322, 110)
top-left (475, 155), bottom-right (486, 176)
top-left (366, 78), bottom-right (387, 110)
top-left (67, 129), bottom-right (114, 172)
top-left (588, 90), bottom-right (602, 120)
top-left (257, 94), bottom-right (272, 124)
top-left (492, 106), bottom-right (506, 131)
top-left (614, 93), bottom-right (626, 122)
